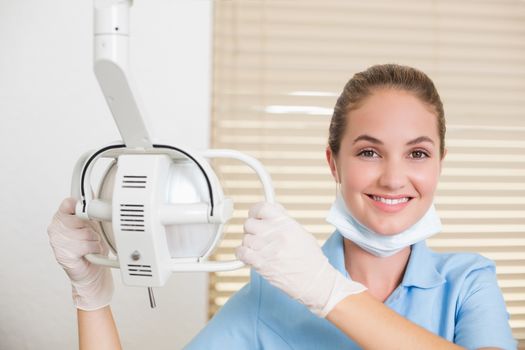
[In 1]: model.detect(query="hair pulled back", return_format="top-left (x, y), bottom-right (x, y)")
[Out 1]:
top-left (328, 64), bottom-right (446, 157)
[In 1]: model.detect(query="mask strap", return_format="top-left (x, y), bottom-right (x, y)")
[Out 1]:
top-left (333, 158), bottom-right (342, 196)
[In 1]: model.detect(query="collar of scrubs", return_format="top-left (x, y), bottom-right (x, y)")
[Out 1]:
top-left (322, 231), bottom-right (446, 289)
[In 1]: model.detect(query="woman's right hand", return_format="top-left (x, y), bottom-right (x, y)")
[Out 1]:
top-left (47, 198), bottom-right (113, 311)
top-left (237, 202), bottom-right (367, 317)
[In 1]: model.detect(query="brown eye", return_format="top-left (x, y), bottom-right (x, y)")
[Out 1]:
top-left (410, 150), bottom-right (429, 159)
top-left (357, 149), bottom-right (379, 158)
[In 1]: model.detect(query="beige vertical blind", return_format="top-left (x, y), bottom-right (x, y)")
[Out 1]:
top-left (210, 0), bottom-right (525, 345)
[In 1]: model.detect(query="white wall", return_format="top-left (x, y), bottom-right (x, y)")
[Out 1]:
top-left (0, 0), bottom-right (213, 349)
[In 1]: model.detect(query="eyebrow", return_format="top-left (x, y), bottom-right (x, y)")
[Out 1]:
top-left (353, 134), bottom-right (435, 146)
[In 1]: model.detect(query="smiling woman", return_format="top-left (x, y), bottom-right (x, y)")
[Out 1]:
top-left (183, 64), bottom-right (517, 349)
top-left (210, 1), bottom-right (525, 347)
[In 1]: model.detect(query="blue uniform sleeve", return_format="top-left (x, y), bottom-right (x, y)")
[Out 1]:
top-left (183, 271), bottom-right (261, 350)
top-left (454, 264), bottom-right (517, 350)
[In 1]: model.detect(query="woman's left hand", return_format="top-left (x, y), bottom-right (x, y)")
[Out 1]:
top-left (236, 202), bottom-right (366, 317)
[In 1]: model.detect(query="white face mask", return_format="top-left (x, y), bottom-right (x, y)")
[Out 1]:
top-left (326, 193), bottom-right (442, 257)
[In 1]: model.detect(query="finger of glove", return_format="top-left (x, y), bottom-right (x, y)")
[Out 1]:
top-left (49, 219), bottom-right (100, 242)
top-left (243, 217), bottom-right (282, 238)
top-left (261, 218), bottom-right (319, 249)
top-left (49, 230), bottom-right (101, 265)
top-left (54, 210), bottom-right (92, 231)
top-left (56, 198), bottom-right (96, 230)
top-left (248, 202), bottom-right (286, 220)
top-left (64, 255), bottom-right (94, 282)
top-left (63, 240), bottom-right (103, 261)
top-left (235, 246), bottom-right (263, 269)
top-left (241, 231), bottom-right (270, 251)
top-left (59, 197), bottom-right (78, 215)
top-left (256, 238), bottom-right (289, 262)
top-left (52, 239), bottom-right (103, 271)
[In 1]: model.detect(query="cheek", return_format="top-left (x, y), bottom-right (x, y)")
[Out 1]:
top-left (340, 160), bottom-right (379, 191)
top-left (410, 163), bottom-right (441, 196)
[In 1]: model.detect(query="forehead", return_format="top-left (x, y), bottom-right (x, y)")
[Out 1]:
top-left (344, 89), bottom-right (439, 142)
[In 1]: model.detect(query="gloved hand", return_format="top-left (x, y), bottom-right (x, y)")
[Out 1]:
top-left (236, 202), bottom-right (366, 317)
top-left (47, 198), bottom-right (113, 311)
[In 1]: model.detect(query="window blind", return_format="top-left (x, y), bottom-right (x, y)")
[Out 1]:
top-left (210, 0), bottom-right (525, 344)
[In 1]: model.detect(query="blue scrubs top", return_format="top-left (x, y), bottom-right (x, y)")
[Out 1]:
top-left (185, 232), bottom-right (516, 350)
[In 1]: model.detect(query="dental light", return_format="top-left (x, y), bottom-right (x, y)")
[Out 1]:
top-left (70, 0), bottom-right (275, 307)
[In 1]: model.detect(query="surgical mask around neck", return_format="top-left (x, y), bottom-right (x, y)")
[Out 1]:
top-left (326, 193), bottom-right (442, 257)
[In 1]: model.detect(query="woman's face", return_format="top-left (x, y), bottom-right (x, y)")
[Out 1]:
top-left (327, 88), bottom-right (446, 235)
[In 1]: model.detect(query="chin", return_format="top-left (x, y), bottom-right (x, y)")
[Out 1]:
top-left (370, 221), bottom-right (411, 236)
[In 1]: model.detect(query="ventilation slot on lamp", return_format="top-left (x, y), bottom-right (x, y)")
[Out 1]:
top-left (128, 264), bottom-right (153, 277)
top-left (122, 175), bottom-right (147, 189)
top-left (120, 204), bottom-right (145, 232)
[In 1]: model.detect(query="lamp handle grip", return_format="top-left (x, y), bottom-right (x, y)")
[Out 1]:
top-left (191, 149), bottom-right (275, 272)
top-left (201, 149), bottom-right (275, 204)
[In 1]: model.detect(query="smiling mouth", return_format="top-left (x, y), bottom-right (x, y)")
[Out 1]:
top-left (366, 194), bottom-right (414, 205)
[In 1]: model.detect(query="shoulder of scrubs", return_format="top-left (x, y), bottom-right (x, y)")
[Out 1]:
top-left (183, 272), bottom-right (261, 349)
top-left (185, 232), bottom-right (362, 350)
top-left (399, 240), bottom-right (517, 350)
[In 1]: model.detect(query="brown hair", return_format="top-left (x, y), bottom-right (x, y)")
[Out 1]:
top-left (328, 64), bottom-right (446, 157)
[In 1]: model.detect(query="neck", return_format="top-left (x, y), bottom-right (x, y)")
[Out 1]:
top-left (343, 239), bottom-right (411, 302)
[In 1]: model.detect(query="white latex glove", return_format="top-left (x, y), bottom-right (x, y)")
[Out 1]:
top-left (236, 202), bottom-right (367, 317)
top-left (47, 198), bottom-right (113, 311)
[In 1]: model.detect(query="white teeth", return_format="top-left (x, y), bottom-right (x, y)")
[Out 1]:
top-left (371, 195), bottom-right (409, 205)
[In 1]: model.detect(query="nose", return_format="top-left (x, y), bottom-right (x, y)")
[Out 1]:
top-left (378, 158), bottom-right (408, 190)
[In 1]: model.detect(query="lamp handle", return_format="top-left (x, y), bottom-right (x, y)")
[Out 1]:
top-left (201, 149), bottom-right (275, 204)
top-left (180, 149), bottom-right (274, 272)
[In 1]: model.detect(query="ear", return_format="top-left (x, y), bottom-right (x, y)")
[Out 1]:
top-left (325, 147), bottom-right (339, 183)
top-left (439, 148), bottom-right (448, 175)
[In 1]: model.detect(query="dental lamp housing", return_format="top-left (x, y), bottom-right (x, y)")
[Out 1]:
top-left (71, 0), bottom-right (275, 289)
